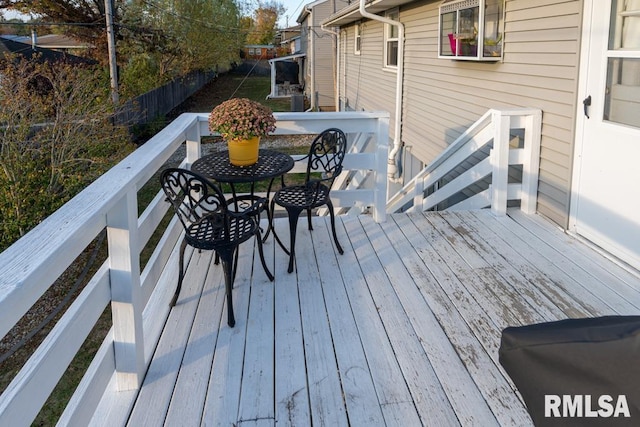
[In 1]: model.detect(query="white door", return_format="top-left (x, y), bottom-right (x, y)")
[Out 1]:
top-left (571, 0), bottom-right (640, 269)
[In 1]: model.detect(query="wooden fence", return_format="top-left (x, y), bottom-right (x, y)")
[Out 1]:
top-left (116, 70), bottom-right (217, 125)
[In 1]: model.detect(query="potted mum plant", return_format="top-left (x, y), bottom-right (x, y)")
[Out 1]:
top-left (208, 98), bottom-right (277, 166)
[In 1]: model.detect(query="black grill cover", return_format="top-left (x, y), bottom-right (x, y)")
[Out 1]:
top-left (499, 316), bottom-right (640, 426)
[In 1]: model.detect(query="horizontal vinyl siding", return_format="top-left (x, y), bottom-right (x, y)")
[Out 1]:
top-left (342, 20), bottom-right (398, 132)
top-left (314, 1), bottom-right (337, 110)
top-left (340, 0), bottom-right (583, 227)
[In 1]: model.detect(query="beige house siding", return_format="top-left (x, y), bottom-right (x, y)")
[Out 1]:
top-left (299, 0), bottom-right (338, 111)
top-left (314, 1), bottom-right (338, 110)
top-left (339, 0), bottom-right (583, 227)
top-left (341, 20), bottom-right (399, 140)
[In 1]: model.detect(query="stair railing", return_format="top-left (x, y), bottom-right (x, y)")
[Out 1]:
top-left (386, 108), bottom-right (542, 216)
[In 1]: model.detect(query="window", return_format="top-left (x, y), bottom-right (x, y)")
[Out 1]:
top-left (355, 23), bottom-right (362, 55)
top-left (384, 9), bottom-right (399, 68)
top-left (438, 0), bottom-right (504, 61)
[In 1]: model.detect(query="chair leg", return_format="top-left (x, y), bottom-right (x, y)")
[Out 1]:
top-left (327, 199), bottom-right (344, 254)
top-left (255, 229), bottom-right (274, 281)
top-left (307, 208), bottom-right (313, 230)
top-left (232, 248), bottom-right (239, 285)
top-left (218, 251), bottom-right (236, 327)
top-left (271, 198), bottom-right (290, 255)
top-left (286, 208), bottom-right (303, 273)
top-left (171, 238), bottom-right (188, 307)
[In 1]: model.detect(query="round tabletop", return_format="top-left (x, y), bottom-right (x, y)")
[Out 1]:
top-left (192, 149), bottom-right (295, 184)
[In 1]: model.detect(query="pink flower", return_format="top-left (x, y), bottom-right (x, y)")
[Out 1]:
top-left (208, 98), bottom-right (277, 140)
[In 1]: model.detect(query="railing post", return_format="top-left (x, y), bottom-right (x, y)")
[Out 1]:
top-left (185, 120), bottom-right (202, 165)
top-left (520, 110), bottom-right (542, 214)
top-left (107, 190), bottom-right (145, 391)
top-left (490, 110), bottom-right (510, 216)
top-left (374, 115), bottom-right (389, 222)
top-left (411, 178), bottom-right (425, 213)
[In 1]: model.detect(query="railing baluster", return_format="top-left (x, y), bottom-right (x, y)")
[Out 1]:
top-left (185, 121), bottom-right (202, 165)
top-left (490, 111), bottom-right (511, 216)
top-left (106, 190), bottom-right (145, 391)
top-left (521, 111), bottom-right (542, 214)
top-left (374, 115), bottom-right (390, 222)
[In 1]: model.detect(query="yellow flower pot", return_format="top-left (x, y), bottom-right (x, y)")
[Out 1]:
top-left (228, 136), bottom-right (260, 166)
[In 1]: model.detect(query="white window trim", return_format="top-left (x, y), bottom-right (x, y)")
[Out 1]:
top-left (355, 23), bottom-right (362, 55)
top-left (384, 8), bottom-right (399, 69)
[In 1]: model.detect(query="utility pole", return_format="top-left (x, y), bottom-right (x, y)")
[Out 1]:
top-left (105, 0), bottom-right (119, 104)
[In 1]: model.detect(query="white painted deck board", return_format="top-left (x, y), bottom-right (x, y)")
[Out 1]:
top-left (332, 218), bottom-right (422, 426)
top-left (101, 210), bottom-right (640, 426)
top-left (390, 213), bottom-right (532, 426)
top-left (312, 218), bottom-right (386, 426)
top-left (352, 216), bottom-right (460, 426)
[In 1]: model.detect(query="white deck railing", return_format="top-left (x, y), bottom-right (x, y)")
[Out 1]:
top-left (0, 111), bottom-right (389, 426)
top-left (387, 108), bottom-right (542, 215)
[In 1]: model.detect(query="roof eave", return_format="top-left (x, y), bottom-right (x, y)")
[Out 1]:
top-left (322, 0), bottom-right (416, 27)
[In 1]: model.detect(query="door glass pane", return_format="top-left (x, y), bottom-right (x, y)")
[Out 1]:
top-left (609, 0), bottom-right (640, 50)
top-left (605, 1), bottom-right (640, 127)
top-left (604, 58), bottom-right (640, 127)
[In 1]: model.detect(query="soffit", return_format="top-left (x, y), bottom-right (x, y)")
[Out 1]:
top-left (322, 0), bottom-right (417, 26)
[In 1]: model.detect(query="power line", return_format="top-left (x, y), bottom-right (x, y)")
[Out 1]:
top-left (0, 21), bottom-right (104, 27)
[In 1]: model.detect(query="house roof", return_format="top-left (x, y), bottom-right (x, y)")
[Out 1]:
top-left (268, 53), bottom-right (306, 64)
top-left (33, 34), bottom-right (92, 49)
top-left (0, 37), bottom-right (96, 65)
top-left (322, 0), bottom-right (416, 26)
top-left (296, 0), bottom-right (329, 23)
top-left (1, 34), bottom-right (91, 49)
top-left (245, 44), bottom-right (275, 49)
top-left (277, 25), bottom-right (302, 43)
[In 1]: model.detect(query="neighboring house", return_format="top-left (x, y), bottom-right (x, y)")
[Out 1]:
top-left (3, 30), bottom-right (91, 55)
top-left (268, 25), bottom-right (305, 100)
top-left (31, 33), bottom-right (92, 53)
top-left (243, 44), bottom-right (276, 60)
top-left (297, 0), bottom-right (339, 111)
top-left (0, 36), bottom-right (95, 65)
top-left (268, 1), bottom-right (339, 108)
top-left (278, 25), bottom-right (302, 55)
top-left (323, 0), bottom-right (640, 270)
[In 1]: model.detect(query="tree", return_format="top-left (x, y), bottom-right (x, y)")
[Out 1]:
top-left (0, 1), bottom-right (247, 98)
top-left (246, 1), bottom-right (284, 45)
top-left (118, 0), bottom-right (246, 97)
top-left (0, 55), bottom-right (134, 250)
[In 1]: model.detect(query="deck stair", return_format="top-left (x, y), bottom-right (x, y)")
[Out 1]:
top-left (386, 108), bottom-right (542, 216)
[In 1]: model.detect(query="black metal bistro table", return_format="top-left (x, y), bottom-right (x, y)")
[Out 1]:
top-left (192, 148), bottom-right (295, 240)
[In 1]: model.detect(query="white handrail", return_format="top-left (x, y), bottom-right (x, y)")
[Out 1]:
top-left (386, 108), bottom-right (542, 215)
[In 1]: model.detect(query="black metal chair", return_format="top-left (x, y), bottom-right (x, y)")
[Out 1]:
top-left (270, 128), bottom-right (347, 273)
top-left (160, 168), bottom-right (274, 327)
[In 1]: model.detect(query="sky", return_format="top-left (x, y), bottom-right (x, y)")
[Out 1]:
top-left (277, 0), bottom-right (308, 28)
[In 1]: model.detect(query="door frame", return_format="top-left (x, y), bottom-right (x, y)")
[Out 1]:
top-left (569, 0), bottom-right (601, 235)
top-left (569, 0), bottom-right (640, 269)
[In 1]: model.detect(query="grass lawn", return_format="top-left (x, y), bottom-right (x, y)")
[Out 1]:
top-left (172, 73), bottom-right (291, 115)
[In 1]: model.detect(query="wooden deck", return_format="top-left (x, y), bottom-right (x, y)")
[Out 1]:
top-left (119, 209), bottom-right (640, 426)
